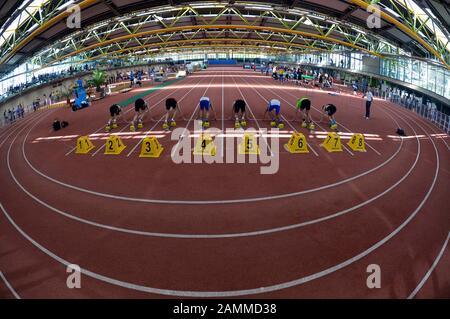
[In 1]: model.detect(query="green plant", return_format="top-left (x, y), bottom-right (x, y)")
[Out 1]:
top-left (61, 84), bottom-right (73, 98)
top-left (86, 79), bottom-right (94, 88)
top-left (60, 84), bottom-right (74, 106)
top-left (92, 69), bottom-right (106, 92)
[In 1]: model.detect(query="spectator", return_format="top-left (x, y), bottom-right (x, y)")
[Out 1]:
top-left (8, 109), bottom-right (14, 122)
top-left (431, 103), bottom-right (437, 122)
top-left (352, 80), bottom-right (359, 95)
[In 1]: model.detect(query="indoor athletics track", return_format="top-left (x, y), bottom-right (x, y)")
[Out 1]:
top-left (0, 67), bottom-right (449, 298)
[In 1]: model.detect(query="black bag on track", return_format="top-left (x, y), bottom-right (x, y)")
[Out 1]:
top-left (396, 128), bottom-right (406, 136)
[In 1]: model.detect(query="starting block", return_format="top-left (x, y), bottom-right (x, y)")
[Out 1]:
top-left (284, 132), bottom-right (309, 154)
top-left (75, 136), bottom-right (95, 154)
top-left (193, 134), bottom-right (216, 156)
top-left (104, 135), bottom-right (126, 155)
top-left (239, 133), bottom-right (260, 155)
top-left (139, 137), bottom-right (164, 158)
top-left (321, 132), bottom-right (342, 152)
top-left (347, 133), bottom-right (366, 152)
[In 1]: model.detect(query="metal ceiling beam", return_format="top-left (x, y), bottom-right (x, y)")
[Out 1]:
top-left (79, 44), bottom-right (290, 63)
top-left (75, 37), bottom-right (328, 63)
top-left (340, 5), bottom-right (358, 20)
top-left (2, 0), bottom-right (447, 72)
top-left (27, 3), bottom-right (400, 68)
top-left (101, 0), bottom-right (121, 16)
top-left (286, 0), bottom-right (301, 8)
top-left (0, 0), bottom-right (32, 31)
top-left (0, 0), bottom-right (101, 65)
top-left (349, 0), bottom-right (449, 69)
top-left (53, 24), bottom-right (383, 64)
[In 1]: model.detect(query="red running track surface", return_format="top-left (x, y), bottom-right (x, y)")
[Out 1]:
top-left (0, 67), bottom-right (449, 298)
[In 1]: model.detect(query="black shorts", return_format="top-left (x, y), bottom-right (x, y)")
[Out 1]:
top-left (299, 99), bottom-right (311, 111)
top-left (325, 104), bottom-right (337, 116)
top-left (110, 104), bottom-right (121, 117)
top-left (165, 98), bottom-right (177, 110)
top-left (134, 98), bottom-right (147, 112)
top-left (234, 99), bottom-right (246, 113)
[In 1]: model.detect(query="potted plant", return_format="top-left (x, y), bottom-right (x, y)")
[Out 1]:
top-left (61, 84), bottom-right (74, 107)
top-left (92, 69), bottom-right (106, 98)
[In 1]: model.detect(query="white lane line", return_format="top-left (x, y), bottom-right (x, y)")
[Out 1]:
top-left (21, 109), bottom-right (404, 205)
top-left (221, 70), bottom-right (225, 157)
top-left (253, 80), bottom-right (354, 156)
top-left (126, 75), bottom-right (207, 157)
top-left (4, 95), bottom-right (441, 297)
top-left (381, 101), bottom-right (448, 299)
top-left (91, 124), bottom-right (134, 157)
top-left (239, 75), bottom-right (325, 157)
top-left (280, 114), bottom-right (319, 157)
top-left (0, 111), bottom-right (42, 140)
top-left (171, 75), bottom-right (216, 157)
top-left (64, 78), bottom-right (192, 156)
top-left (125, 115), bottom-right (166, 157)
top-left (21, 73), bottom-right (406, 206)
top-left (345, 128), bottom-right (381, 155)
top-left (0, 116), bottom-right (32, 141)
top-left (65, 113), bottom-right (131, 157)
top-left (253, 77), bottom-right (325, 156)
top-left (95, 79), bottom-right (200, 157)
top-left (407, 231), bottom-right (450, 299)
top-left (230, 75), bottom-right (274, 157)
top-left (9, 133), bottom-right (413, 239)
top-left (261, 77), bottom-right (382, 156)
top-left (387, 100), bottom-right (450, 152)
top-left (378, 98), bottom-right (450, 152)
top-left (0, 112), bottom-right (43, 149)
top-left (1, 108), bottom-right (439, 297)
top-left (0, 271), bottom-right (21, 299)
top-left (11, 85), bottom-right (425, 240)
top-left (64, 99), bottom-right (157, 156)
